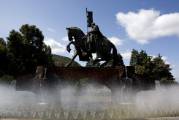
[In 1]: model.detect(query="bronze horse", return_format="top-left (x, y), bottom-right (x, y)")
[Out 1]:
top-left (66, 27), bottom-right (119, 67)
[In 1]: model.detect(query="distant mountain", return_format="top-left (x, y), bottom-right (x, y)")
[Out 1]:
top-left (52, 54), bottom-right (81, 67)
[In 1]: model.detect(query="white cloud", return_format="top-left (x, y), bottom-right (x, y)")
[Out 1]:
top-left (44, 38), bottom-right (66, 54)
top-left (116, 9), bottom-right (179, 44)
top-left (161, 56), bottom-right (169, 64)
top-left (108, 37), bottom-right (123, 46)
top-left (121, 51), bottom-right (131, 60)
top-left (62, 36), bottom-right (69, 42)
top-left (161, 56), bottom-right (175, 68)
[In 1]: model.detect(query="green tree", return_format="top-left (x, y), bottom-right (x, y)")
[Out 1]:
top-left (130, 49), bottom-right (139, 66)
top-left (0, 38), bottom-right (7, 76)
top-left (130, 49), bottom-right (175, 83)
top-left (7, 24), bottom-right (52, 76)
top-left (135, 51), bottom-right (153, 78)
top-left (152, 54), bottom-right (174, 81)
top-left (130, 50), bottom-right (152, 76)
top-left (7, 30), bottom-right (25, 75)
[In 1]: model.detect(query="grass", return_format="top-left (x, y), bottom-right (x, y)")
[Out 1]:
top-left (1, 104), bottom-right (179, 120)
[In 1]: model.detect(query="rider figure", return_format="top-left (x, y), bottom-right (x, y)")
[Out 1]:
top-left (91, 22), bottom-right (100, 33)
top-left (87, 22), bottom-right (102, 51)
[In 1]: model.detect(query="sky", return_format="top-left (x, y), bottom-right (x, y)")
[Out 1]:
top-left (0, 0), bottom-right (179, 79)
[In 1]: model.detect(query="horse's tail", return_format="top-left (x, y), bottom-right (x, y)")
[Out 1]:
top-left (111, 43), bottom-right (118, 66)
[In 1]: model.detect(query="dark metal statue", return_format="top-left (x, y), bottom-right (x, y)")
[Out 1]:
top-left (66, 27), bottom-right (93, 67)
top-left (66, 27), bottom-right (119, 67)
top-left (87, 22), bottom-right (103, 51)
top-left (65, 9), bottom-right (121, 67)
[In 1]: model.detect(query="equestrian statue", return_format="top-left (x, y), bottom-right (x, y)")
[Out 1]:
top-left (66, 9), bottom-right (123, 67)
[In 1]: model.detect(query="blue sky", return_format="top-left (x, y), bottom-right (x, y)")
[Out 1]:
top-left (0, 0), bottom-right (179, 79)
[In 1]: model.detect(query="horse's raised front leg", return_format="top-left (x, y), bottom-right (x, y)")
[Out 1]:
top-left (65, 51), bottom-right (78, 67)
top-left (66, 41), bottom-right (74, 53)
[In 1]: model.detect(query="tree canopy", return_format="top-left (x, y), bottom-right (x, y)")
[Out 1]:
top-left (5, 24), bottom-right (52, 76)
top-left (130, 49), bottom-right (175, 83)
top-left (0, 38), bottom-right (7, 76)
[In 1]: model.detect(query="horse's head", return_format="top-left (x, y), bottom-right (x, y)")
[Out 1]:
top-left (66, 27), bottom-right (86, 53)
top-left (66, 27), bottom-right (73, 41)
top-left (66, 27), bottom-right (85, 42)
